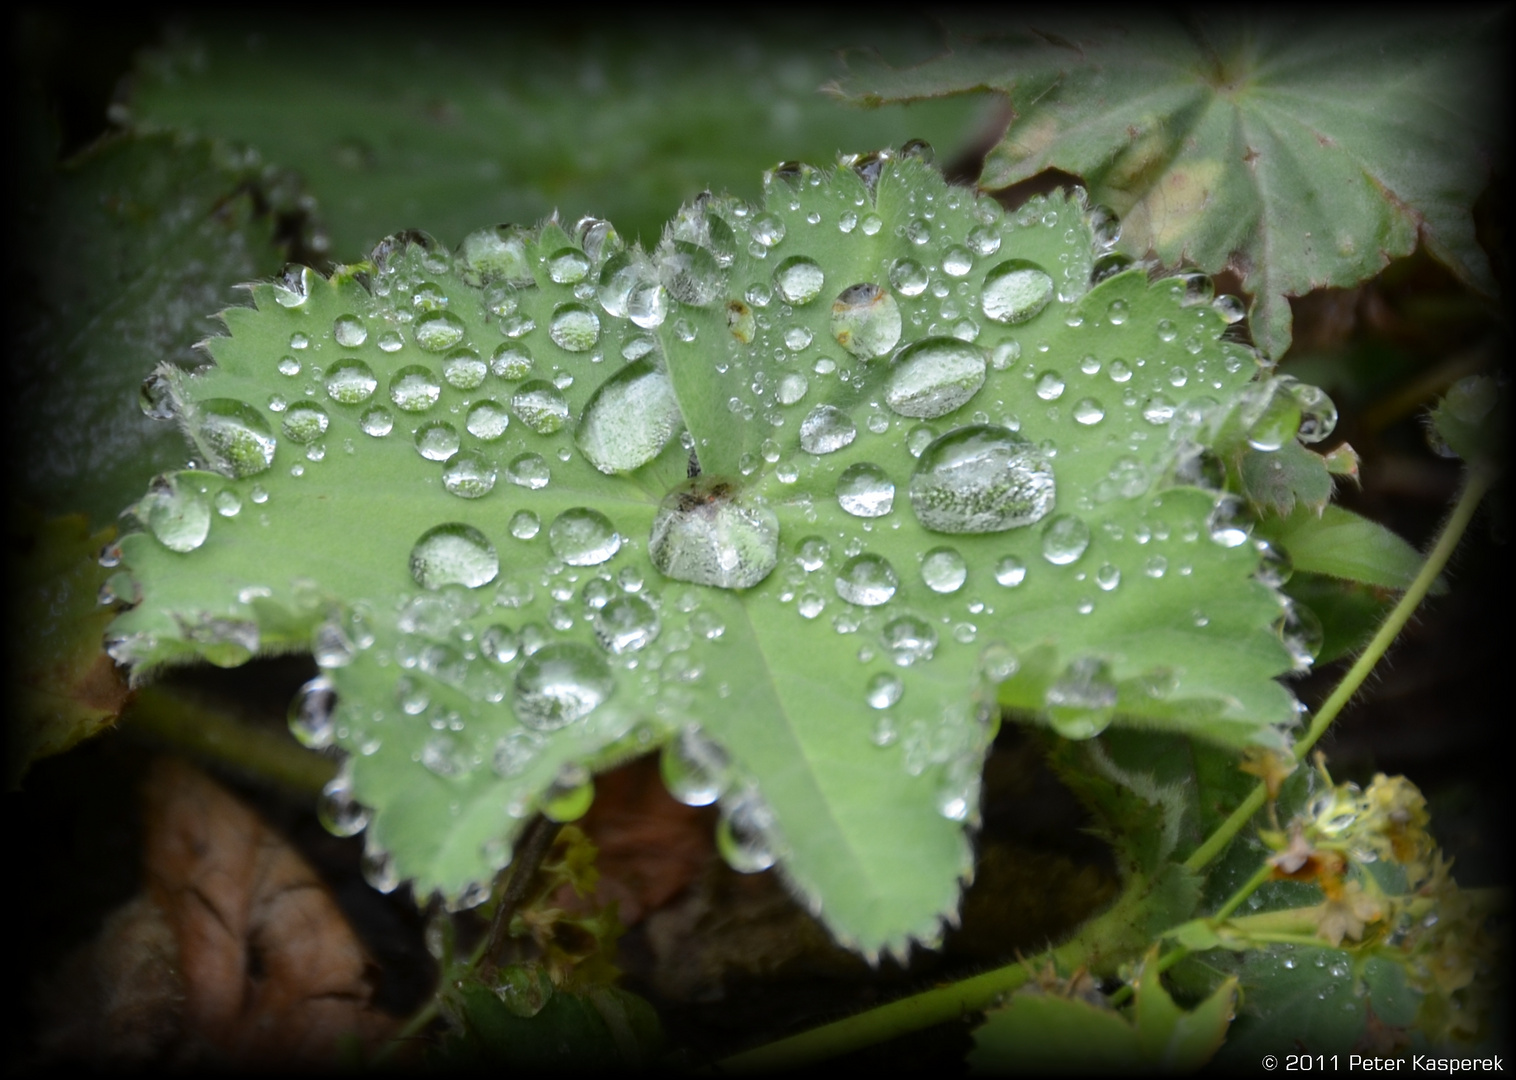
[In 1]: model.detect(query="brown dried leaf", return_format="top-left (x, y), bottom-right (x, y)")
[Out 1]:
top-left (141, 757), bottom-right (396, 1066)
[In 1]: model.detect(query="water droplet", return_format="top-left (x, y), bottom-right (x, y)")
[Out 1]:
top-left (1275, 601), bottom-right (1324, 671)
top-left (650, 477), bottom-right (779, 590)
top-left (594, 595), bottom-right (660, 654)
top-left (544, 247), bottom-right (591, 285)
top-left (282, 402), bottom-right (330, 444)
top-left (139, 474), bottom-right (212, 553)
top-left (481, 624), bottom-right (521, 665)
top-left (214, 489), bottom-right (241, 518)
top-left (1041, 514), bottom-right (1091, 564)
top-left (410, 523), bottom-right (499, 589)
top-left (1073, 398), bottom-right (1105, 425)
top-left (513, 642), bottom-right (614, 731)
top-left (320, 359), bottom-right (375, 405)
top-left (488, 345), bottom-right (532, 383)
top-left (831, 283), bottom-right (902, 359)
top-left (942, 246), bottom-right (974, 277)
top-left (1156, 318), bottom-right (1178, 343)
top-left (377, 330), bottom-right (404, 353)
top-left (1286, 379), bottom-right (1338, 443)
top-left (289, 675), bottom-right (336, 748)
top-left (539, 763), bottom-right (595, 823)
top-left (442, 450), bottom-right (497, 498)
top-left (388, 365), bottom-right (439, 412)
top-left (456, 400), bottom-right (506, 443)
top-left (994, 555), bottom-right (1027, 586)
top-left (922, 546), bottom-right (969, 594)
top-left (660, 726), bottom-right (730, 807)
top-left (909, 425), bottom-right (1056, 533)
top-left (768, 255), bottom-right (824, 306)
top-left (935, 757), bottom-right (980, 821)
top-left (1255, 540), bottom-right (1292, 587)
top-left (865, 672), bottom-right (903, 709)
top-left (883, 337), bottom-right (987, 420)
top-left (660, 240), bottom-right (724, 306)
top-left (889, 258), bottom-right (929, 297)
top-left (1142, 394), bottom-right (1176, 425)
top-left (836, 463), bottom-right (895, 518)
top-left (776, 372), bottom-right (809, 405)
top-left (799, 405), bottom-right (856, 455)
top-left (835, 553), bottom-right (898, 606)
top-left (576, 360), bottom-right (682, 473)
top-left (410, 421), bottom-right (457, 461)
top-left (717, 792), bottom-right (778, 874)
top-left (860, 213), bottom-right (883, 236)
top-left (1095, 563), bottom-right (1121, 591)
top-left (360, 406), bottom-right (393, 437)
top-left (982, 260), bottom-right (1054, 324)
top-left (197, 400), bottom-right (277, 478)
top-left (1035, 371), bottom-right (1066, 401)
top-left (1245, 382), bottom-right (1303, 451)
top-left (507, 452), bottom-right (550, 489)
top-left (796, 536), bottom-right (830, 572)
top-left (1045, 657), bottom-right (1118, 739)
top-left (548, 302), bottom-right (600, 352)
top-left (512, 380), bottom-right (570, 434)
top-left (414, 311), bottom-right (466, 352)
top-left (139, 372), bottom-right (176, 420)
top-left (318, 773), bottom-right (370, 838)
top-left (882, 614), bottom-right (936, 665)
top-left (1207, 496), bottom-right (1252, 548)
top-left (334, 314), bottom-right (368, 347)
top-left (548, 508), bottom-right (620, 566)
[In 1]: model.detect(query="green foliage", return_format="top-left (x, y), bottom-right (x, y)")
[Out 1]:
top-left (831, 13), bottom-right (1505, 360)
top-left (105, 151), bottom-right (1334, 954)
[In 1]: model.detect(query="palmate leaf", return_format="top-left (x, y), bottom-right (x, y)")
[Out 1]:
top-left (831, 13), bottom-right (1505, 360)
top-left (109, 155), bottom-right (1302, 955)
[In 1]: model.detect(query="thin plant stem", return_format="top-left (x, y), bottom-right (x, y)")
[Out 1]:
top-left (1183, 467), bottom-right (1492, 873)
top-left (482, 814), bottom-right (563, 971)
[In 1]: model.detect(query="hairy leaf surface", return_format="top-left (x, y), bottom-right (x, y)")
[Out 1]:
top-left (110, 156), bottom-right (1306, 953)
top-left (832, 14), bottom-right (1505, 359)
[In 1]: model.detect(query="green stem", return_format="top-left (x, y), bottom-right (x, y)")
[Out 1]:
top-left (1183, 467), bottom-right (1492, 873)
top-left (1212, 863), bottom-right (1272, 923)
top-left (716, 870), bottom-right (1160, 1073)
top-left (124, 683), bottom-right (336, 793)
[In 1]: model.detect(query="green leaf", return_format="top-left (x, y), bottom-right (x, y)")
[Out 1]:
top-left (17, 131), bottom-right (288, 527)
top-left (109, 155), bottom-right (1304, 955)
top-left (1265, 505), bottom-right (1424, 590)
top-left (1429, 374), bottom-right (1506, 471)
top-left (1239, 443), bottom-right (1333, 517)
top-left (969, 951), bottom-right (1236, 1073)
top-left (1279, 573), bottom-right (1393, 666)
top-left (120, 17), bottom-right (989, 257)
top-left (832, 13), bottom-right (1505, 359)
top-left (433, 976), bottom-right (660, 1069)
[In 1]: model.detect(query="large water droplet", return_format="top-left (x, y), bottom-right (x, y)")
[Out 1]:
top-left (549, 302), bottom-right (600, 352)
top-left (1246, 381), bottom-right (1303, 451)
top-left (835, 553), bottom-right (898, 606)
top-left (360, 406), bottom-right (393, 437)
top-left (458, 225), bottom-right (533, 287)
top-left (442, 450), bottom-right (497, 498)
top-left (491, 344), bottom-right (533, 381)
top-left (325, 359), bottom-right (378, 404)
top-left (649, 477), bottom-right (779, 590)
top-left (196, 400), bottom-right (277, 478)
top-left (541, 763), bottom-right (595, 823)
top-left (1040, 514), bottom-right (1091, 564)
top-left (889, 258), bottom-right (929, 297)
top-left (836, 463), bottom-right (895, 518)
top-left (441, 349), bottom-right (486, 390)
top-left (513, 642), bottom-right (614, 731)
top-left (831, 283), bottom-right (902, 359)
top-left (507, 452), bottom-right (550, 489)
top-left (333, 314), bottom-right (367, 347)
top-left (282, 402), bottom-right (330, 444)
top-left (981, 260), bottom-right (1054, 324)
top-left (414, 311), bottom-right (466, 352)
top-left (884, 337), bottom-right (987, 419)
top-left (660, 726), bottom-right (730, 806)
top-left (773, 256), bottom-right (825, 305)
top-left (909, 425), bottom-right (1056, 533)
top-left (1045, 657), bottom-right (1118, 739)
top-left (390, 366), bottom-right (441, 412)
top-left (546, 247), bottom-right (591, 285)
top-left (548, 508), bottom-right (620, 566)
top-left (882, 613), bottom-right (936, 663)
top-left (799, 405), bottom-right (856, 455)
top-left (921, 547), bottom-right (967, 593)
top-left (139, 473), bottom-right (212, 553)
top-left (1207, 496), bottom-right (1253, 548)
top-left (512, 380), bottom-right (571, 434)
top-left (776, 372), bottom-right (809, 405)
top-left (409, 523), bottom-right (499, 589)
top-left (575, 360), bottom-right (681, 473)
top-left (1284, 378), bottom-right (1338, 444)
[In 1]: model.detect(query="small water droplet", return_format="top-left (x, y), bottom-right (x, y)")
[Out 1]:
top-left (359, 406), bottom-right (393, 437)
top-left (995, 555), bottom-right (1027, 587)
top-left (882, 614), bottom-right (936, 665)
top-left (548, 302), bottom-right (601, 352)
top-left (442, 450), bottom-right (497, 498)
top-left (865, 672), bottom-right (903, 709)
top-left (413, 421), bottom-right (459, 461)
top-left (921, 547), bottom-right (967, 593)
top-left (509, 510), bottom-right (540, 540)
top-left (1073, 398), bottom-right (1105, 425)
top-left (593, 595), bottom-right (660, 654)
top-left (507, 452), bottom-right (550, 489)
top-left (836, 463), bottom-right (895, 518)
top-left (1035, 371), bottom-right (1066, 401)
top-left (799, 404), bottom-right (857, 454)
top-left (1095, 563), bottom-right (1121, 591)
top-left (334, 314), bottom-right (368, 347)
top-left (197, 400), bottom-right (277, 478)
top-left (1041, 515), bottom-right (1091, 565)
top-left (548, 507), bottom-right (620, 566)
top-left (414, 310), bottom-right (466, 352)
top-left (717, 791), bottom-right (778, 873)
top-left (512, 380), bottom-right (571, 434)
top-left (139, 474), bottom-right (212, 552)
top-left (889, 258), bottom-right (929, 297)
top-left (289, 675), bottom-right (337, 748)
top-left (1045, 657), bottom-right (1118, 738)
top-left (942, 246), bottom-right (974, 277)
top-left (661, 726), bottom-right (730, 806)
top-left (389, 366), bottom-right (441, 412)
top-left (835, 553), bottom-right (898, 606)
top-left (280, 402), bottom-right (329, 444)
